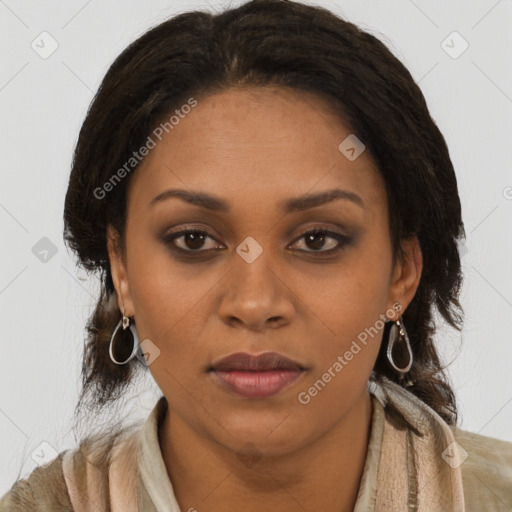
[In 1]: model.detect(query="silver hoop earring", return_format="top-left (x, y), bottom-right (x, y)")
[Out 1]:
top-left (386, 317), bottom-right (413, 373)
top-left (109, 314), bottom-right (139, 365)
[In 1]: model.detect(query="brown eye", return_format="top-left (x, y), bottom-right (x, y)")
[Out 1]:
top-left (290, 228), bottom-right (352, 255)
top-left (161, 227), bottom-right (352, 259)
top-left (163, 229), bottom-right (222, 252)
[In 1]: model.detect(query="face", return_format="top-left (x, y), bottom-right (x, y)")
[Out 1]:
top-left (108, 86), bottom-right (422, 457)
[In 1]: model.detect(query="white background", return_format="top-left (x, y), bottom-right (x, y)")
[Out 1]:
top-left (1, 0), bottom-right (511, 495)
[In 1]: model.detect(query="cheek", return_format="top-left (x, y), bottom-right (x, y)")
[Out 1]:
top-left (123, 240), bottom-right (209, 374)
top-left (296, 276), bottom-right (388, 423)
top-left (125, 225), bottom-right (199, 327)
top-left (307, 254), bottom-right (391, 338)
top-left (300, 246), bottom-right (391, 385)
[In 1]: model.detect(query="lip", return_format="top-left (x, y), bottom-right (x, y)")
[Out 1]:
top-left (208, 351), bottom-right (306, 372)
top-left (207, 351), bottom-right (307, 399)
top-left (210, 369), bottom-right (306, 399)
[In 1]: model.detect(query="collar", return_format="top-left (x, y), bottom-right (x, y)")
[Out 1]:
top-left (137, 395), bottom-right (181, 512)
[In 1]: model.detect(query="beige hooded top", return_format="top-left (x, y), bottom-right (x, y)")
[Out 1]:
top-left (1, 377), bottom-right (511, 511)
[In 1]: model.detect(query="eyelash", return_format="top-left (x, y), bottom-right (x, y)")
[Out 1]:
top-left (161, 227), bottom-right (352, 257)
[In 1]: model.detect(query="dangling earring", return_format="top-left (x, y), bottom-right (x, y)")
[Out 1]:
top-left (386, 316), bottom-right (414, 386)
top-left (109, 312), bottom-right (139, 365)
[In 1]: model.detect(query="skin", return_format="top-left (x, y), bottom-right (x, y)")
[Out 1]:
top-left (108, 86), bottom-right (423, 512)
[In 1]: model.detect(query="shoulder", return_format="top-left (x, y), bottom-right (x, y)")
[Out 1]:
top-left (0, 450), bottom-right (73, 511)
top-left (453, 428), bottom-right (512, 510)
top-left (0, 426), bottom-right (142, 512)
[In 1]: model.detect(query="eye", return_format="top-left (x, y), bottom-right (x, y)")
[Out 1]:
top-left (161, 227), bottom-right (352, 256)
top-left (289, 228), bottom-right (352, 255)
top-left (162, 229), bottom-right (223, 253)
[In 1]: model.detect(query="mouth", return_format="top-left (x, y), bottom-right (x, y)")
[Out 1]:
top-left (207, 351), bottom-right (307, 399)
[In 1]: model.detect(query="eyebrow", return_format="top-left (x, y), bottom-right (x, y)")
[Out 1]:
top-left (150, 187), bottom-right (364, 213)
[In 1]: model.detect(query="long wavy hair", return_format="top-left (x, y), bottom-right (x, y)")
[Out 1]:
top-left (63, 0), bottom-right (465, 433)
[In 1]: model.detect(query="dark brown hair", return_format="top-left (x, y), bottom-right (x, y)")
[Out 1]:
top-left (63, 0), bottom-right (465, 431)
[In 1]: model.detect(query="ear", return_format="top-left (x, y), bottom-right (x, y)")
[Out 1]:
top-left (107, 225), bottom-right (135, 317)
top-left (386, 235), bottom-right (423, 321)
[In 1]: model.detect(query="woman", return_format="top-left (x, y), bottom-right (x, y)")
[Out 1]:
top-left (1, 0), bottom-right (511, 510)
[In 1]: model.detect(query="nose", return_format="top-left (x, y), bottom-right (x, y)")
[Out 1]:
top-left (218, 256), bottom-right (295, 331)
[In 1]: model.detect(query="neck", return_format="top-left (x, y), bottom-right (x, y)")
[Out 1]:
top-left (160, 389), bottom-right (373, 512)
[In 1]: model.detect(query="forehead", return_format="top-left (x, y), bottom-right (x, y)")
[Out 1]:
top-left (128, 86), bottom-right (385, 214)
